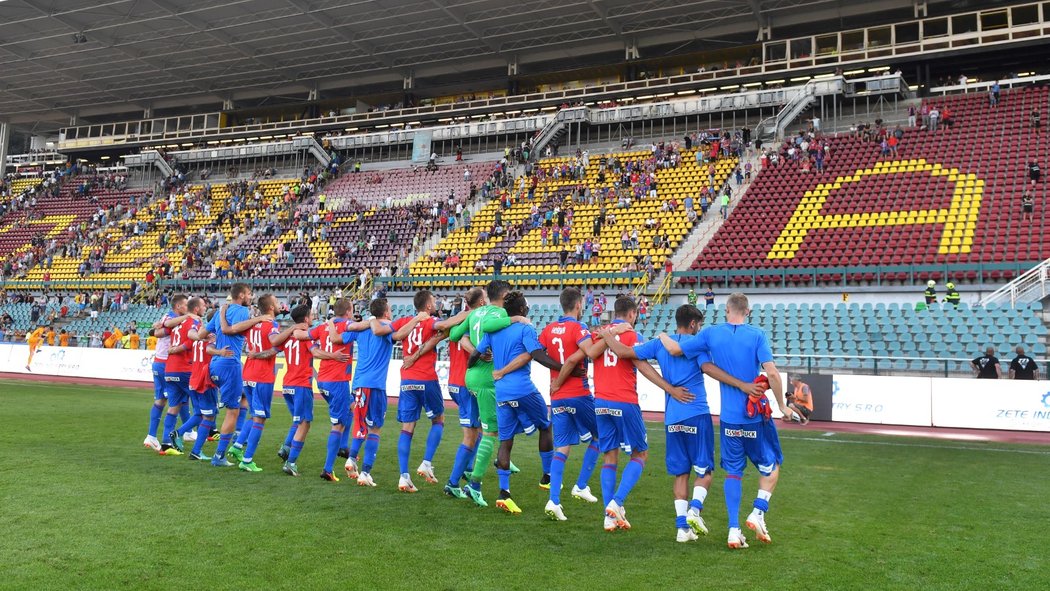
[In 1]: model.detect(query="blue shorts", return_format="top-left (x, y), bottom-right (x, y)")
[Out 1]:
top-left (720, 420), bottom-right (783, 477)
top-left (210, 360), bottom-right (244, 409)
top-left (666, 414), bottom-right (715, 476)
top-left (163, 372), bottom-right (192, 407)
top-left (449, 384), bottom-right (479, 428)
top-left (356, 387), bottom-right (388, 429)
top-left (496, 391), bottom-right (551, 442)
top-left (151, 361), bottom-right (167, 401)
top-left (244, 381), bottom-right (276, 419)
top-left (595, 399), bottom-right (648, 454)
top-left (283, 386), bottom-right (315, 423)
top-left (398, 379), bottom-right (445, 423)
top-left (551, 396), bottom-right (598, 448)
top-left (318, 380), bottom-right (351, 426)
top-left (191, 388), bottom-right (219, 417)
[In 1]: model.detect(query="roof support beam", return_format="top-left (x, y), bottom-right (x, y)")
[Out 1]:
top-left (426, 0), bottom-right (503, 56)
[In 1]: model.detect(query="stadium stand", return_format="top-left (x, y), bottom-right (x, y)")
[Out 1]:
top-left (685, 87), bottom-right (1049, 286)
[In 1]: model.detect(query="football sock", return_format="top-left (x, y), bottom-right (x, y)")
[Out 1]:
top-left (466, 436), bottom-right (480, 471)
top-left (549, 452), bottom-right (568, 504)
top-left (675, 499), bottom-right (689, 530)
top-left (283, 422), bottom-right (299, 447)
top-left (725, 474), bottom-right (743, 529)
top-left (576, 444), bottom-right (600, 490)
top-left (243, 421), bottom-right (265, 463)
top-left (288, 439), bottom-right (305, 463)
top-left (178, 413), bottom-right (201, 437)
top-left (613, 457), bottom-right (645, 506)
top-left (691, 485), bottom-right (708, 513)
top-left (600, 463), bottom-right (617, 508)
top-left (397, 430), bottom-right (413, 475)
top-left (161, 413), bottom-right (177, 444)
top-left (753, 489), bottom-right (772, 515)
top-left (235, 408), bottom-right (247, 433)
top-left (471, 435), bottom-right (496, 481)
top-left (448, 444), bottom-right (472, 487)
top-left (192, 419), bottom-right (214, 456)
top-left (234, 419), bottom-right (251, 447)
top-left (539, 449), bottom-right (553, 476)
top-left (497, 468), bottom-right (512, 494)
top-left (363, 433), bottom-right (380, 473)
top-left (215, 433), bottom-right (233, 459)
top-left (423, 420), bottom-right (444, 462)
top-left (339, 426), bottom-right (351, 451)
top-left (148, 403), bottom-right (163, 438)
top-left (323, 429), bottom-right (340, 474)
top-left (179, 404), bottom-right (190, 425)
top-left (350, 436), bottom-right (365, 460)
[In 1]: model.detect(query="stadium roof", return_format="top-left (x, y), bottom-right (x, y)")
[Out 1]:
top-left (0, 0), bottom-right (1005, 131)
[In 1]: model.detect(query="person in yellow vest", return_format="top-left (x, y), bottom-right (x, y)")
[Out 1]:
top-left (786, 376), bottom-right (814, 425)
top-left (146, 334), bottom-right (158, 350)
top-left (25, 326), bottom-right (45, 370)
top-left (46, 327), bottom-right (56, 346)
top-left (128, 328), bottom-right (141, 350)
top-left (121, 332), bottom-right (132, 349)
top-left (104, 327), bottom-right (124, 349)
top-left (59, 330), bottom-right (70, 347)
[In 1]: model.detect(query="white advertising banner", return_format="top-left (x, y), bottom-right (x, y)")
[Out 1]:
top-left (932, 377), bottom-right (1050, 432)
top-left (831, 374), bottom-right (932, 426)
top-left (0, 343), bottom-right (157, 383)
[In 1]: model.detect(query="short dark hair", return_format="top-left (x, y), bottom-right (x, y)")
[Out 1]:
top-left (187, 297), bottom-right (205, 314)
top-left (369, 298), bottom-right (389, 319)
top-left (559, 287), bottom-right (582, 313)
top-left (413, 290), bottom-right (433, 312)
top-left (675, 304), bottom-right (704, 328)
top-left (171, 294), bottom-right (188, 306)
top-left (257, 294), bottom-right (277, 314)
top-left (464, 287), bottom-right (484, 308)
top-left (486, 280), bottom-right (511, 303)
top-left (333, 298), bottom-right (352, 316)
top-left (503, 291), bottom-right (528, 317)
top-left (290, 304), bottom-right (311, 324)
top-left (613, 295), bottom-right (637, 318)
top-left (230, 283), bottom-right (251, 300)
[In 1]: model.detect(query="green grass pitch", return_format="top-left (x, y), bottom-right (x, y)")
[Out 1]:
top-left (1, 379), bottom-right (1047, 590)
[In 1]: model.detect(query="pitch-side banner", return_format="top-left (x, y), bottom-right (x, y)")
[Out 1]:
top-left (831, 374), bottom-right (932, 426)
top-left (931, 377), bottom-right (1050, 432)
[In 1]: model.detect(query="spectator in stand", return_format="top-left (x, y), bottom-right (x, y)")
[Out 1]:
top-left (1027, 161), bottom-right (1041, 185)
top-left (1031, 108), bottom-right (1042, 129)
top-left (971, 346), bottom-right (1001, 379)
top-left (1008, 346), bottom-right (1039, 380)
top-left (1022, 190), bottom-right (1035, 222)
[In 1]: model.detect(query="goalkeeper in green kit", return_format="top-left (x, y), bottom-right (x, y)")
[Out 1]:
top-left (449, 280), bottom-right (529, 507)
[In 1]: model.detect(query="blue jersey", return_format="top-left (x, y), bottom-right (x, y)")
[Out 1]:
top-left (477, 323), bottom-right (543, 402)
top-left (345, 321), bottom-right (394, 389)
top-left (680, 323), bottom-right (774, 424)
top-left (633, 334), bottom-right (709, 422)
top-left (206, 303), bottom-right (250, 363)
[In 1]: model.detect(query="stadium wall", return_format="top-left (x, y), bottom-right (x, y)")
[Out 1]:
top-left (2, 343), bottom-right (1047, 432)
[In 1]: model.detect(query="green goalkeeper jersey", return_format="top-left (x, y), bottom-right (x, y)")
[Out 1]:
top-left (450, 304), bottom-right (512, 389)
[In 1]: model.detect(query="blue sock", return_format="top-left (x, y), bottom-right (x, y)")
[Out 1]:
top-left (215, 433), bottom-right (233, 458)
top-left (576, 444), bottom-right (600, 489)
top-left (424, 420), bottom-right (444, 462)
top-left (148, 403), bottom-right (163, 438)
top-left (725, 475), bottom-right (743, 529)
top-left (283, 422), bottom-right (299, 447)
top-left (754, 497), bottom-right (770, 513)
top-left (466, 436), bottom-right (480, 471)
top-left (288, 439), bottom-right (305, 463)
top-left (397, 430), bottom-right (413, 475)
top-left (448, 444), bottom-right (472, 487)
top-left (234, 417), bottom-right (252, 447)
top-left (363, 433), bottom-right (380, 473)
top-left (690, 498), bottom-right (704, 513)
top-left (497, 468), bottom-right (511, 492)
top-left (350, 436), bottom-right (365, 460)
top-left (550, 452), bottom-right (568, 504)
top-left (235, 408), bottom-right (247, 433)
top-left (600, 463), bottom-right (617, 508)
top-left (613, 457), bottom-right (645, 506)
top-left (192, 419), bottom-right (214, 456)
top-left (339, 426), bottom-right (351, 451)
top-left (323, 430), bottom-right (341, 474)
top-left (676, 515), bottom-right (689, 530)
top-left (179, 404), bottom-right (190, 425)
top-left (178, 414), bottom-right (201, 437)
top-left (243, 421), bottom-right (265, 462)
top-left (540, 449), bottom-right (553, 475)
top-left (161, 413), bottom-right (177, 444)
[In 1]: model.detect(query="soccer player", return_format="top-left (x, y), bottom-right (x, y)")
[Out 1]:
top-left (329, 298), bottom-right (419, 487)
top-left (470, 291), bottom-right (565, 514)
top-left (660, 292), bottom-right (791, 549)
top-left (278, 304), bottom-right (318, 476)
top-left (602, 304), bottom-right (713, 543)
top-left (538, 287), bottom-right (603, 520)
top-left (203, 284), bottom-right (273, 467)
top-left (587, 296), bottom-right (686, 532)
top-left (389, 290), bottom-right (469, 493)
top-left (160, 296), bottom-right (206, 456)
top-left (143, 308), bottom-right (176, 451)
top-left (187, 315), bottom-right (231, 461)
top-left (25, 325), bottom-right (44, 371)
top-left (441, 287), bottom-right (485, 499)
top-left (227, 295), bottom-right (307, 472)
